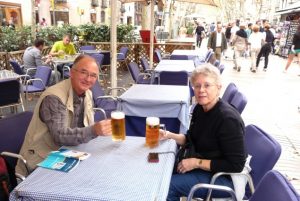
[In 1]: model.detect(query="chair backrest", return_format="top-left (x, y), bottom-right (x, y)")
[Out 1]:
top-left (218, 64), bottom-right (225, 74)
top-left (33, 66), bottom-right (52, 88)
top-left (245, 125), bottom-right (281, 190)
top-left (0, 111), bottom-right (33, 167)
top-left (230, 91), bottom-right (247, 114)
top-left (170, 55), bottom-right (189, 60)
top-left (222, 83), bottom-right (238, 103)
top-left (90, 80), bottom-right (105, 103)
top-left (80, 45), bottom-right (95, 51)
top-left (140, 57), bottom-right (150, 71)
top-left (91, 53), bottom-right (105, 67)
top-left (117, 46), bottom-right (129, 60)
top-left (0, 80), bottom-right (21, 108)
top-left (213, 60), bottom-right (220, 67)
top-left (159, 71), bottom-right (189, 86)
top-left (128, 62), bottom-right (141, 83)
top-left (204, 49), bottom-right (214, 62)
top-left (249, 170), bottom-right (299, 201)
top-left (154, 49), bottom-right (162, 62)
top-left (9, 60), bottom-right (24, 75)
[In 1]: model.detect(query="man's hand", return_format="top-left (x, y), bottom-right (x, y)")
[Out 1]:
top-left (93, 119), bottom-right (112, 136)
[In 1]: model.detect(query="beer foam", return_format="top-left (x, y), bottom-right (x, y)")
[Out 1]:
top-left (146, 117), bottom-right (159, 126)
top-left (111, 111), bottom-right (125, 119)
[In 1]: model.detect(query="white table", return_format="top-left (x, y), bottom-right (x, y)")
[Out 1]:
top-left (118, 84), bottom-right (190, 134)
top-left (51, 56), bottom-right (77, 83)
top-left (155, 60), bottom-right (195, 75)
top-left (0, 70), bottom-right (20, 82)
top-left (10, 136), bottom-right (177, 201)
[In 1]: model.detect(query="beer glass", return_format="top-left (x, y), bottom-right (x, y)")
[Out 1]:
top-left (145, 117), bottom-right (165, 148)
top-left (111, 111), bottom-right (126, 141)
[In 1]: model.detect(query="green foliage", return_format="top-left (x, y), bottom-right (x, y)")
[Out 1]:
top-left (0, 24), bottom-right (136, 52)
top-left (0, 26), bottom-right (33, 52)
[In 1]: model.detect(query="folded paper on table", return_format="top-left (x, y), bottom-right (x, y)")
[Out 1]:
top-left (37, 148), bottom-right (90, 172)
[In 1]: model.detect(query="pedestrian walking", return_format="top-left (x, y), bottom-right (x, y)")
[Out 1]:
top-left (232, 23), bottom-right (248, 72)
top-left (256, 24), bottom-right (274, 71)
top-left (207, 24), bottom-right (227, 61)
top-left (248, 25), bottom-right (265, 73)
top-left (284, 25), bottom-right (300, 74)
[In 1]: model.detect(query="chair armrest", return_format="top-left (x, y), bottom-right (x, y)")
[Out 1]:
top-left (107, 87), bottom-right (126, 94)
top-left (26, 78), bottom-right (46, 89)
top-left (95, 95), bottom-right (118, 102)
top-left (144, 69), bottom-right (154, 73)
top-left (137, 73), bottom-right (152, 82)
top-left (93, 107), bottom-right (107, 120)
top-left (205, 171), bottom-right (254, 201)
top-left (116, 53), bottom-right (124, 56)
top-left (25, 68), bottom-right (37, 75)
top-left (187, 183), bottom-right (237, 201)
top-left (1, 151), bottom-right (29, 179)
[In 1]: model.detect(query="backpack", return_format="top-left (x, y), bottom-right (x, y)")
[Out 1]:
top-left (0, 156), bottom-right (17, 201)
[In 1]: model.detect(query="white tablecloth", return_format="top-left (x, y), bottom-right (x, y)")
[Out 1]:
top-left (10, 136), bottom-right (177, 201)
top-left (155, 60), bottom-right (195, 75)
top-left (0, 70), bottom-right (20, 82)
top-left (118, 84), bottom-right (190, 133)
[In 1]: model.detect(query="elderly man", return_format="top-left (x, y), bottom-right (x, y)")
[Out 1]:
top-left (207, 24), bottom-right (227, 61)
top-left (16, 55), bottom-right (112, 176)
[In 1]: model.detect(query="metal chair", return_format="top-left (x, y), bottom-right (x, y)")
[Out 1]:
top-left (9, 60), bottom-right (35, 83)
top-left (200, 124), bottom-right (282, 201)
top-left (222, 83), bottom-right (238, 104)
top-left (188, 170), bottom-right (299, 201)
top-left (117, 46), bottom-right (129, 70)
top-left (23, 66), bottom-right (52, 106)
top-left (230, 91), bottom-right (248, 114)
top-left (90, 53), bottom-right (108, 86)
top-left (170, 55), bottom-right (189, 60)
top-left (204, 49), bottom-right (214, 62)
top-left (140, 57), bottom-right (153, 73)
top-left (128, 62), bottom-right (152, 84)
top-left (218, 64), bottom-right (225, 74)
top-left (0, 80), bottom-right (25, 113)
top-left (159, 71), bottom-right (189, 86)
top-left (79, 45), bottom-right (96, 51)
top-left (154, 48), bottom-right (170, 62)
top-left (91, 80), bottom-right (126, 121)
top-left (0, 111), bottom-right (33, 181)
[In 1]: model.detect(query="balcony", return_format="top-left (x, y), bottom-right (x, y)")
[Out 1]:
top-left (101, 0), bottom-right (107, 8)
top-left (91, 0), bottom-right (99, 7)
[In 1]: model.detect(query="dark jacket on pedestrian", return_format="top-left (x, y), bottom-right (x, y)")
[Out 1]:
top-left (207, 31), bottom-right (228, 52)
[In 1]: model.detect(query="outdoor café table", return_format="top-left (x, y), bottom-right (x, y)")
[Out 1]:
top-left (0, 70), bottom-right (20, 82)
top-left (171, 49), bottom-right (201, 60)
top-left (9, 136), bottom-right (177, 201)
top-left (155, 60), bottom-right (195, 75)
top-left (118, 84), bottom-right (190, 137)
top-left (51, 55), bottom-right (77, 83)
top-left (81, 50), bottom-right (111, 66)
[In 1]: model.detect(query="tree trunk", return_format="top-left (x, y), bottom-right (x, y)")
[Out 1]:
top-left (31, 0), bottom-right (36, 39)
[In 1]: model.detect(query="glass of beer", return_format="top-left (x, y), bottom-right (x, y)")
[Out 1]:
top-left (145, 117), bottom-right (165, 148)
top-left (111, 111), bottom-right (126, 142)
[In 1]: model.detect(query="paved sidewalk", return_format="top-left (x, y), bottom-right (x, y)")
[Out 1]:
top-left (220, 52), bottom-right (300, 192)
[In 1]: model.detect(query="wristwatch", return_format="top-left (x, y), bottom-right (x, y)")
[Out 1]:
top-left (198, 159), bottom-right (202, 166)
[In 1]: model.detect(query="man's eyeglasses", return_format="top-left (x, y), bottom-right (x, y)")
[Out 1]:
top-left (73, 68), bottom-right (98, 80)
top-left (193, 83), bottom-right (216, 90)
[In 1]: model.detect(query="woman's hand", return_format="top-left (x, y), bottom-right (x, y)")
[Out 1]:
top-left (159, 129), bottom-right (169, 140)
top-left (177, 158), bottom-right (198, 173)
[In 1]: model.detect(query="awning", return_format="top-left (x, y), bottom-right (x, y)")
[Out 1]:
top-left (276, 1), bottom-right (300, 15)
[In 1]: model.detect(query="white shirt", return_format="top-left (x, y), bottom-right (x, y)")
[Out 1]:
top-left (216, 32), bottom-right (222, 47)
top-left (248, 32), bottom-right (265, 49)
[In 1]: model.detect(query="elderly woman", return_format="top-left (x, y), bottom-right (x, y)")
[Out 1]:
top-left (161, 63), bottom-right (246, 200)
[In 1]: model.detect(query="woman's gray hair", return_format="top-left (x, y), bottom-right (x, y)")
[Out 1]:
top-left (190, 63), bottom-right (222, 86)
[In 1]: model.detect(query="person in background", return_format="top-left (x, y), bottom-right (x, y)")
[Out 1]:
top-left (284, 25), bottom-right (300, 74)
top-left (248, 25), bottom-right (265, 73)
top-left (195, 22), bottom-right (205, 48)
top-left (232, 22), bottom-right (248, 72)
top-left (50, 34), bottom-right (77, 78)
top-left (16, 54), bottom-right (112, 176)
top-left (1, 18), bottom-right (8, 26)
top-left (50, 34), bottom-right (76, 58)
top-left (207, 24), bottom-right (227, 61)
top-left (256, 24), bottom-right (274, 71)
top-left (40, 18), bottom-right (47, 27)
top-left (161, 63), bottom-right (246, 201)
top-left (23, 38), bottom-right (52, 77)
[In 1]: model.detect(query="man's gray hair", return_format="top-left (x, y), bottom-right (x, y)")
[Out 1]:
top-left (190, 63), bottom-right (221, 86)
